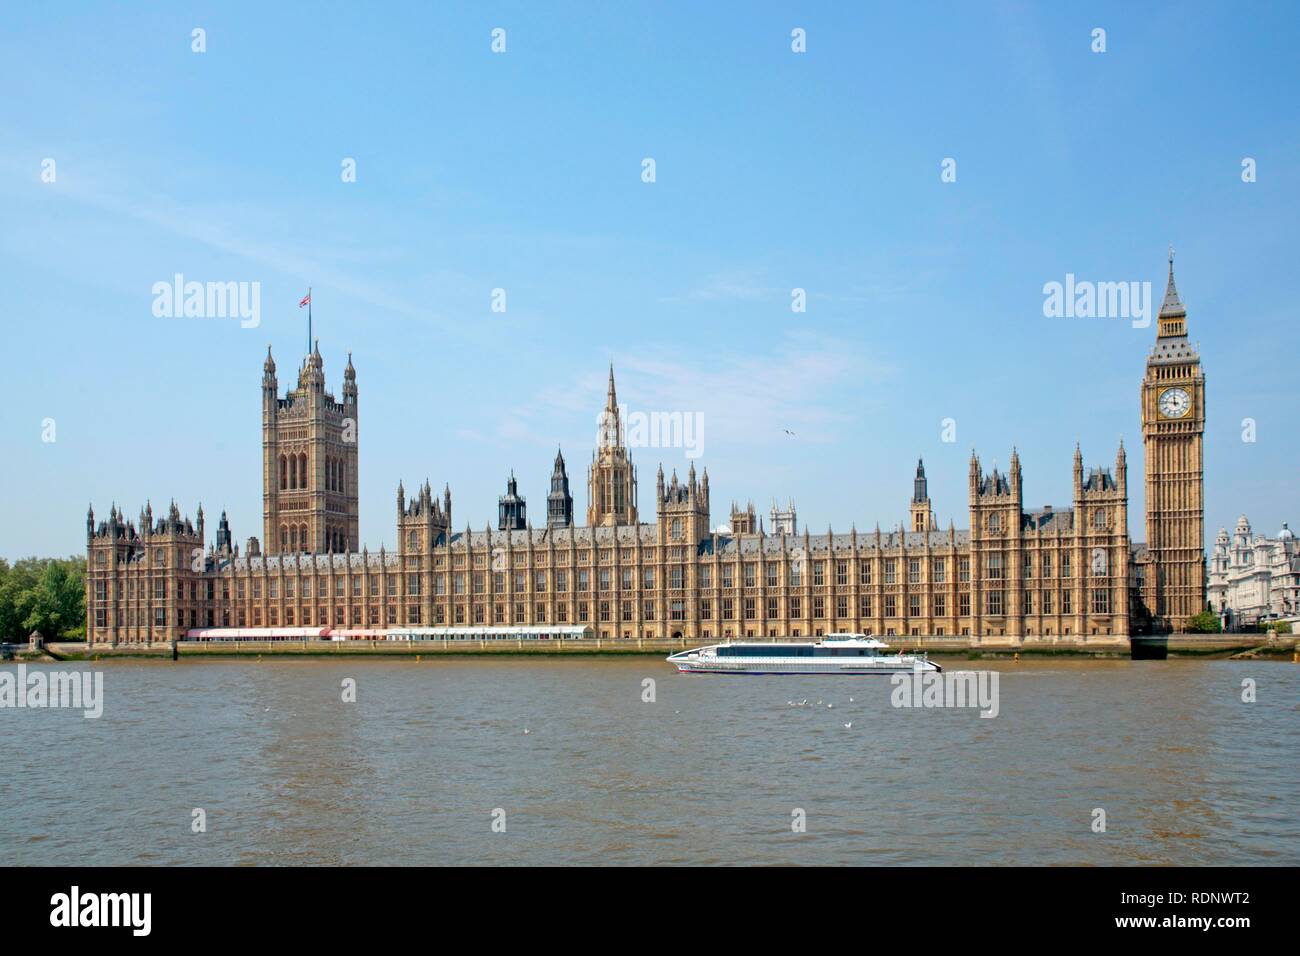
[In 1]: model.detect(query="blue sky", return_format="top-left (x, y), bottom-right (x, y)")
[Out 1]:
top-left (1, 1), bottom-right (1297, 560)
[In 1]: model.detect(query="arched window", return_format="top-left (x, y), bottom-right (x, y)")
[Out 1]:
top-left (290, 526), bottom-right (298, 551)
top-left (280, 525), bottom-right (288, 551)
top-left (300, 523), bottom-right (309, 552)
top-left (299, 453), bottom-right (308, 489)
top-left (1094, 510), bottom-right (1107, 529)
top-left (280, 455), bottom-right (288, 490)
top-left (408, 531), bottom-right (418, 551)
top-left (338, 461), bottom-right (346, 495)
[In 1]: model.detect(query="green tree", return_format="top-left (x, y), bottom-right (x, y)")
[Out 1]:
top-left (0, 556), bottom-right (85, 641)
top-left (1184, 610), bottom-right (1222, 634)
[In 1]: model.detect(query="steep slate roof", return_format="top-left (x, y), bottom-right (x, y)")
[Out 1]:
top-left (447, 524), bottom-right (660, 550)
top-left (1022, 508), bottom-right (1074, 532)
top-left (712, 529), bottom-right (968, 556)
top-left (1149, 335), bottom-right (1198, 365)
top-left (233, 551), bottom-right (399, 572)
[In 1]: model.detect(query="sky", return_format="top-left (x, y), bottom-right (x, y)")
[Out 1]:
top-left (1, 1), bottom-right (1297, 561)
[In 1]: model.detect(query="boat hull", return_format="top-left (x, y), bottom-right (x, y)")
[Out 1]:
top-left (669, 657), bottom-right (941, 675)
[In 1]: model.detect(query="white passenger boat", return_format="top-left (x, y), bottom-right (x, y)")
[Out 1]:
top-left (666, 632), bottom-right (942, 675)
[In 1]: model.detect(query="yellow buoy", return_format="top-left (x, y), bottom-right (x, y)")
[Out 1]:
top-left (1014, 651), bottom-right (1020, 663)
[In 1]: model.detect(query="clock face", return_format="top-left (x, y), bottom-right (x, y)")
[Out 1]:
top-left (1158, 387), bottom-right (1191, 419)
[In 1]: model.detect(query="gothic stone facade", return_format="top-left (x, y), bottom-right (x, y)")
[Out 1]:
top-left (262, 342), bottom-right (359, 556)
top-left (1138, 255), bottom-right (1207, 630)
top-left (87, 260), bottom-right (1212, 646)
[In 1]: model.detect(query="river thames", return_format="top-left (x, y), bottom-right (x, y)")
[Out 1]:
top-left (2, 658), bottom-right (1296, 866)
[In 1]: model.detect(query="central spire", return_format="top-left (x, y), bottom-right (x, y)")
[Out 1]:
top-left (588, 362), bottom-right (638, 527)
top-left (598, 363), bottom-right (623, 449)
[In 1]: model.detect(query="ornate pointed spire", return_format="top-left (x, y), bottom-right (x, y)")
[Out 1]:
top-left (1160, 245), bottom-right (1186, 318)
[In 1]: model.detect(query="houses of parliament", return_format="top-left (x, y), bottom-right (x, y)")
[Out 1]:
top-left (83, 259), bottom-right (1207, 646)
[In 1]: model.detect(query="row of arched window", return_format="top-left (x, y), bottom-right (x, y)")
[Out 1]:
top-left (279, 453), bottom-right (308, 491)
top-left (279, 524), bottom-right (350, 553)
top-left (278, 452), bottom-right (349, 494)
top-left (280, 523), bottom-right (310, 552)
top-left (326, 456), bottom-right (347, 493)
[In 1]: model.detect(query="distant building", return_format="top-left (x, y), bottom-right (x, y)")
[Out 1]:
top-left (1208, 517), bottom-right (1300, 628)
top-left (770, 500), bottom-right (797, 537)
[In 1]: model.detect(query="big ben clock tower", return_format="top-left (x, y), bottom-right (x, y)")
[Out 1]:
top-left (1140, 250), bottom-right (1206, 631)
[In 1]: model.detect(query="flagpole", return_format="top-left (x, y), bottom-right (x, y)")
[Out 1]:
top-left (307, 286), bottom-right (312, 354)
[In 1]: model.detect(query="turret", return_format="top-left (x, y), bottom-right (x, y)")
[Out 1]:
top-left (216, 509), bottom-right (233, 553)
top-left (262, 345), bottom-right (277, 403)
top-left (343, 351), bottom-right (357, 405)
top-left (498, 471), bottom-right (527, 531)
top-left (303, 339), bottom-right (325, 396)
top-left (1116, 439), bottom-right (1127, 493)
top-left (547, 447), bottom-right (574, 529)
top-left (910, 458), bottom-right (935, 532)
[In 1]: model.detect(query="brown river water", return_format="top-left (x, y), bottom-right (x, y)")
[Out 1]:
top-left (2, 657), bottom-right (1296, 865)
